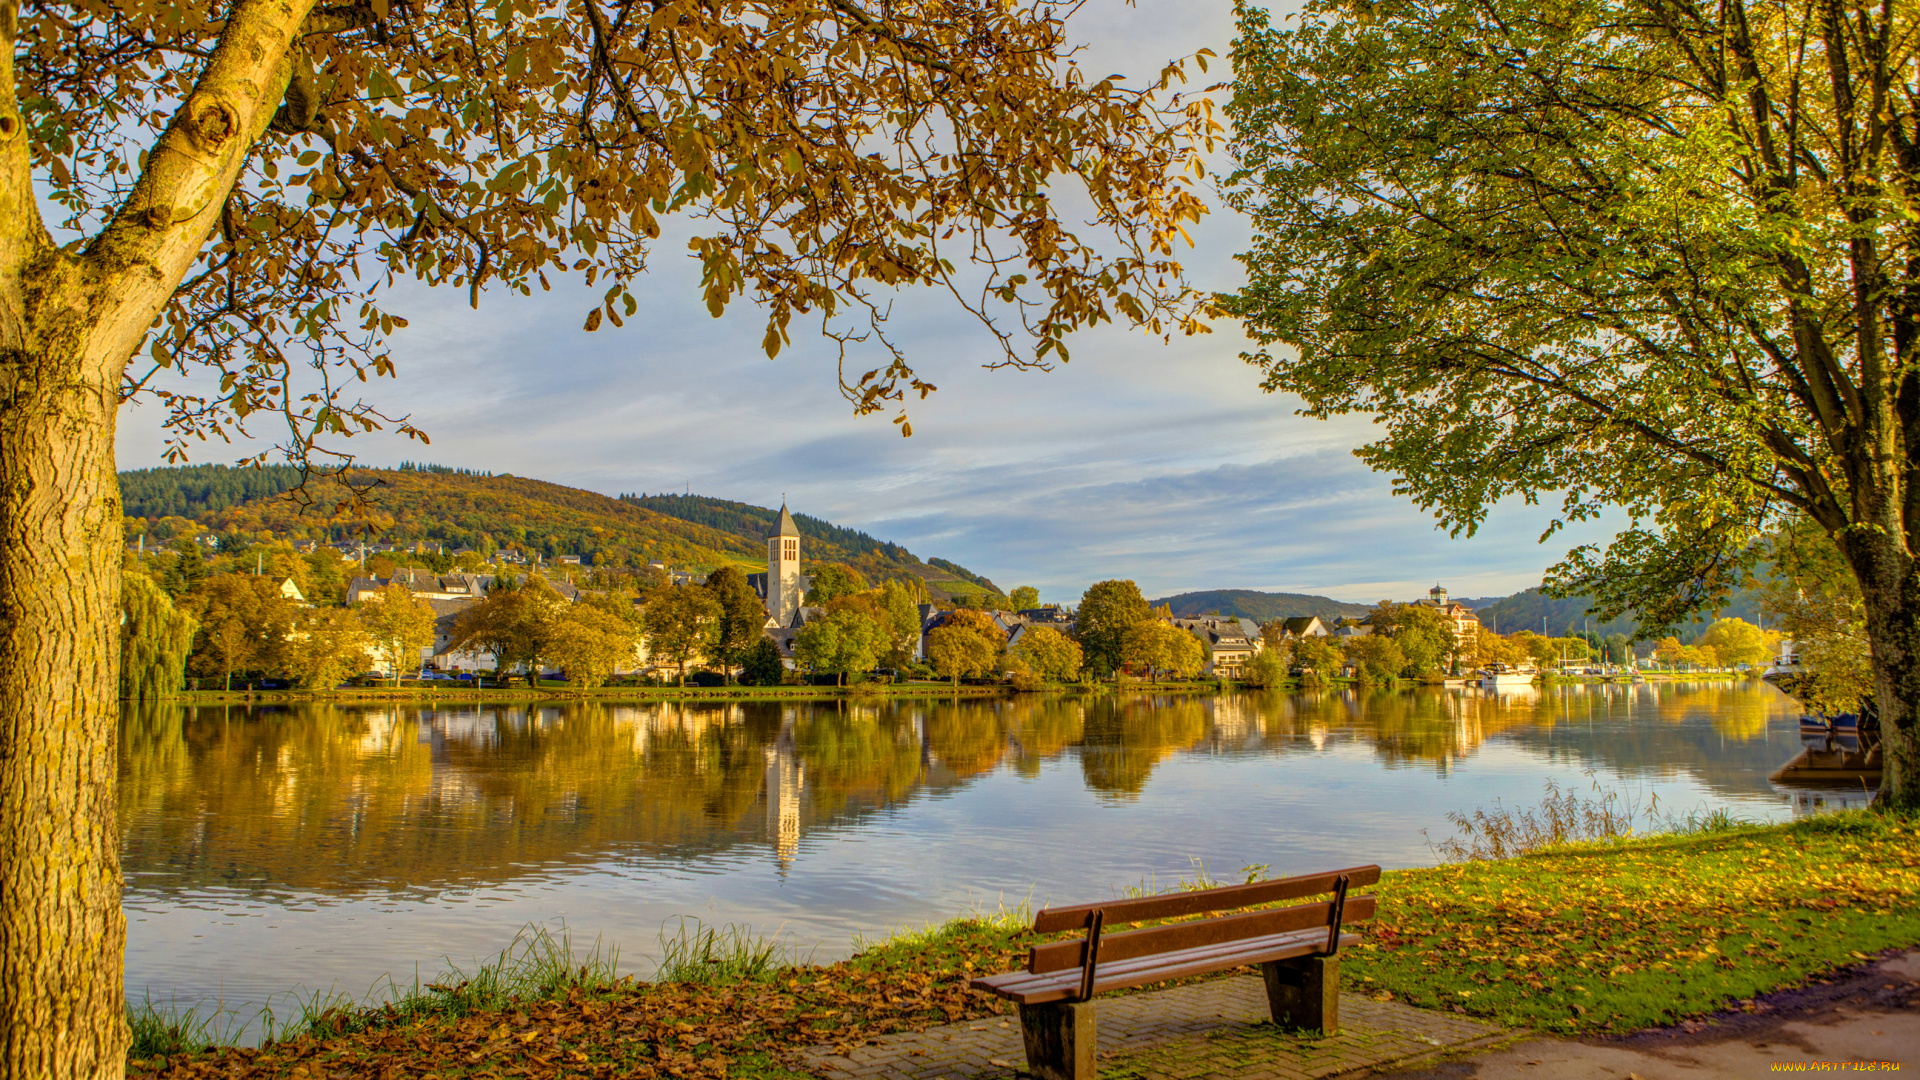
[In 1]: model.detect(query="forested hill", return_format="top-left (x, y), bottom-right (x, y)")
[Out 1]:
top-left (1149, 589), bottom-right (1373, 622)
top-left (117, 464), bottom-right (997, 600)
top-left (1471, 586), bottom-right (1766, 641)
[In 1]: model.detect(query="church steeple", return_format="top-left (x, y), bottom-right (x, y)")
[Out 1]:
top-left (767, 503), bottom-right (802, 626)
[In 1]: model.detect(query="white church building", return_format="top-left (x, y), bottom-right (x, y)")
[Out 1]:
top-left (747, 504), bottom-right (812, 630)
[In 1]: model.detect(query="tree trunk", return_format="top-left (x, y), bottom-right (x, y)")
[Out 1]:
top-left (0, 350), bottom-right (129, 1079)
top-left (1847, 534), bottom-right (1920, 808)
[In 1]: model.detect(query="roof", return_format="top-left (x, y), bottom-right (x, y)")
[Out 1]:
top-left (776, 503), bottom-right (800, 538)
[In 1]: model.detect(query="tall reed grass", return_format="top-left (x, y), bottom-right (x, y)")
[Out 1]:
top-left (1426, 774), bottom-right (1758, 862)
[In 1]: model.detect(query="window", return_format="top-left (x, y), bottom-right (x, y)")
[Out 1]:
top-left (782, 539), bottom-right (798, 562)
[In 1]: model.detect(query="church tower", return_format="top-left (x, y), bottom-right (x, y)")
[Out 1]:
top-left (767, 504), bottom-right (802, 626)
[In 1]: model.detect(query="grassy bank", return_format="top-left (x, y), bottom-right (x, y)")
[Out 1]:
top-left (129, 809), bottom-right (1920, 1079)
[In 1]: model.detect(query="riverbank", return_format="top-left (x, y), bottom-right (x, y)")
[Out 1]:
top-left (129, 808), bottom-right (1920, 1079)
top-left (161, 673), bottom-right (1742, 706)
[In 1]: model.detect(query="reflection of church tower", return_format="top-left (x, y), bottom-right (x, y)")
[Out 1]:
top-left (767, 505), bottom-right (802, 627)
top-left (764, 714), bottom-right (803, 865)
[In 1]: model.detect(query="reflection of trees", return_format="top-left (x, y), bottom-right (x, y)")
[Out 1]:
top-left (1080, 696), bottom-right (1210, 796)
top-left (1009, 699), bottom-right (1086, 777)
top-left (117, 683), bottom-right (1793, 899)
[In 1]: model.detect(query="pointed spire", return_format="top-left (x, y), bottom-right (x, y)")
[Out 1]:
top-left (776, 503), bottom-right (799, 538)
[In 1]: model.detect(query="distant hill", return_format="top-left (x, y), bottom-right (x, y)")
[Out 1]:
top-left (1149, 589), bottom-right (1373, 623)
top-left (1467, 586), bottom-right (1768, 641)
top-left (117, 464), bottom-right (997, 601)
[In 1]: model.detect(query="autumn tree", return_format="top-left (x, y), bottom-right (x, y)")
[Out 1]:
top-left (449, 586), bottom-right (527, 683)
top-left (182, 573), bottom-right (296, 688)
top-left (0, 0), bottom-right (1218, 1068)
top-left (644, 585), bottom-right (720, 687)
top-left (548, 605), bottom-right (641, 689)
top-left (805, 564), bottom-right (867, 606)
top-left (1076, 580), bottom-right (1151, 677)
top-left (1228, 0), bottom-right (1920, 804)
top-left (703, 566), bottom-right (767, 682)
top-left (1366, 601), bottom-right (1455, 675)
top-left (1695, 618), bottom-right (1777, 669)
top-left (927, 624), bottom-right (997, 688)
top-left (355, 583), bottom-right (437, 685)
top-left (1009, 586), bottom-right (1042, 611)
top-left (1011, 626), bottom-right (1084, 682)
top-left (282, 607), bottom-right (371, 690)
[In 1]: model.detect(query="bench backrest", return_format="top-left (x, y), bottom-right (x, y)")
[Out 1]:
top-left (1026, 864), bottom-right (1380, 976)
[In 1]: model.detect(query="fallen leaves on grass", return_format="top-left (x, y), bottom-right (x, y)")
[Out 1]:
top-left (131, 926), bottom-right (1031, 1080)
top-left (1343, 813), bottom-right (1920, 1034)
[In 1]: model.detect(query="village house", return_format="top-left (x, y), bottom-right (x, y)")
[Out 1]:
top-left (1170, 617), bottom-right (1262, 678)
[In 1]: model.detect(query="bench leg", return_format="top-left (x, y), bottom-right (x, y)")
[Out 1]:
top-left (1262, 955), bottom-right (1340, 1033)
top-left (1016, 1001), bottom-right (1097, 1080)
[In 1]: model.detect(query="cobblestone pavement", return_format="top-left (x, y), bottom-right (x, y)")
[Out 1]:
top-left (797, 977), bottom-right (1514, 1080)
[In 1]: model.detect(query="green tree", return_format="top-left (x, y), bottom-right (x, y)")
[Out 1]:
top-left (1011, 626), bottom-right (1084, 682)
top-left (875, 580), bottom-right (925, 666)
top-left (1242, 647), bottom-right (1289, 688)
top-left (548, 606), bottom-right (641, 689)
top-left (1344, 634), bottom-right (1407, 684)
top-left (805, 564), bottom-right (867, 605)
top-left (356, 584), bottom-right (438, 686)
top-left (741, 637), bottom-right (787, 687)
top-left (793, 609), bottom-right (888, 685)
top-left (705, 565), bottom-right (770, 682)
top-left (1293, 636), bottom-right (1343, 680)
top-left (119, 571), bottom-right (197, 701)
top-left (1368, 601), bottom-right (1454, 675)
top-left (1009, 586), bottom-right (1041, 611)
top-left (927, 625), bottom-right (998, 688)
top-left (1227, 0), bottom-right (1920, 803)
top-left (644, 586), bottom-right (721, 687)
top-left (1076, 580), bottom-right (1151, 677)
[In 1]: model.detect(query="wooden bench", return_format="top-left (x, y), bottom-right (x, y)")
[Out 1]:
top-left (969, 865), bottom-right (1380, 1080)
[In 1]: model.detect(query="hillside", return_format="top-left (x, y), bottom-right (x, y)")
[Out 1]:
top-left (1149, 589), bottom-right (1373, 622)
top-left (118, 464), bottom-right (997, 601)
top-left (1471, 585), bottom-right (1767, 641)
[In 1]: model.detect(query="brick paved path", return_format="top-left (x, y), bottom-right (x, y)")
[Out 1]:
top-left (797, 976), bottom-right (1513, 1079)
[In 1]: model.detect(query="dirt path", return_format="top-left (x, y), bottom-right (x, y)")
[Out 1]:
top-left (1370, 949), bottom-right (1918, 1079)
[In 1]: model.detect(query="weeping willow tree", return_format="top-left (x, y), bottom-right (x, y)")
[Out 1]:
top-left (119, 573), bottom-right (196, 702)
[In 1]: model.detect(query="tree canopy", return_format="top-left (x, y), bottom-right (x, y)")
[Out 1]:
top-left (1226, 0), bottom-right (1920, 804)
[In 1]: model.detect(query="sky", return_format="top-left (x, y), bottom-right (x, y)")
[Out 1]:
top-left (114, 0), bottom-right (1621, 608)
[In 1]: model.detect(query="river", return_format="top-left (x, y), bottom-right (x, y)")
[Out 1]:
top-left (120, 682), bottom-right (1835, 1030)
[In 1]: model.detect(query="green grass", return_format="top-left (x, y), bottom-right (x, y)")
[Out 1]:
top-left (1346, 809), bottom-right (1920, 1034)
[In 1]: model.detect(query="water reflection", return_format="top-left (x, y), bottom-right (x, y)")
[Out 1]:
top-left (120, 683), bottom-right (1812, 1024)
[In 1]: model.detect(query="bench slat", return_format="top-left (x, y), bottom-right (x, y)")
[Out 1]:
top-left (1031, 865), bottom-right (1381, 933)
top-left (973, 929), bottom-right (1360, 1005)
top-left (1026, 895), bottom-right (1375, 975)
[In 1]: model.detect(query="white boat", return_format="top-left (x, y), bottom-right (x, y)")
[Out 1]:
top-left (1476, 663), bottom-right (1537, 689)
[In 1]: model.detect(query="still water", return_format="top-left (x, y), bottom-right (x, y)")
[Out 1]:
top-left (121, 683), bottom-right (1827, 1023)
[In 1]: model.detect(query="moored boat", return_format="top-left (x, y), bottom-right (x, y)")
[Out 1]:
top-left (1476, 663), bottom-right (1537, 689)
